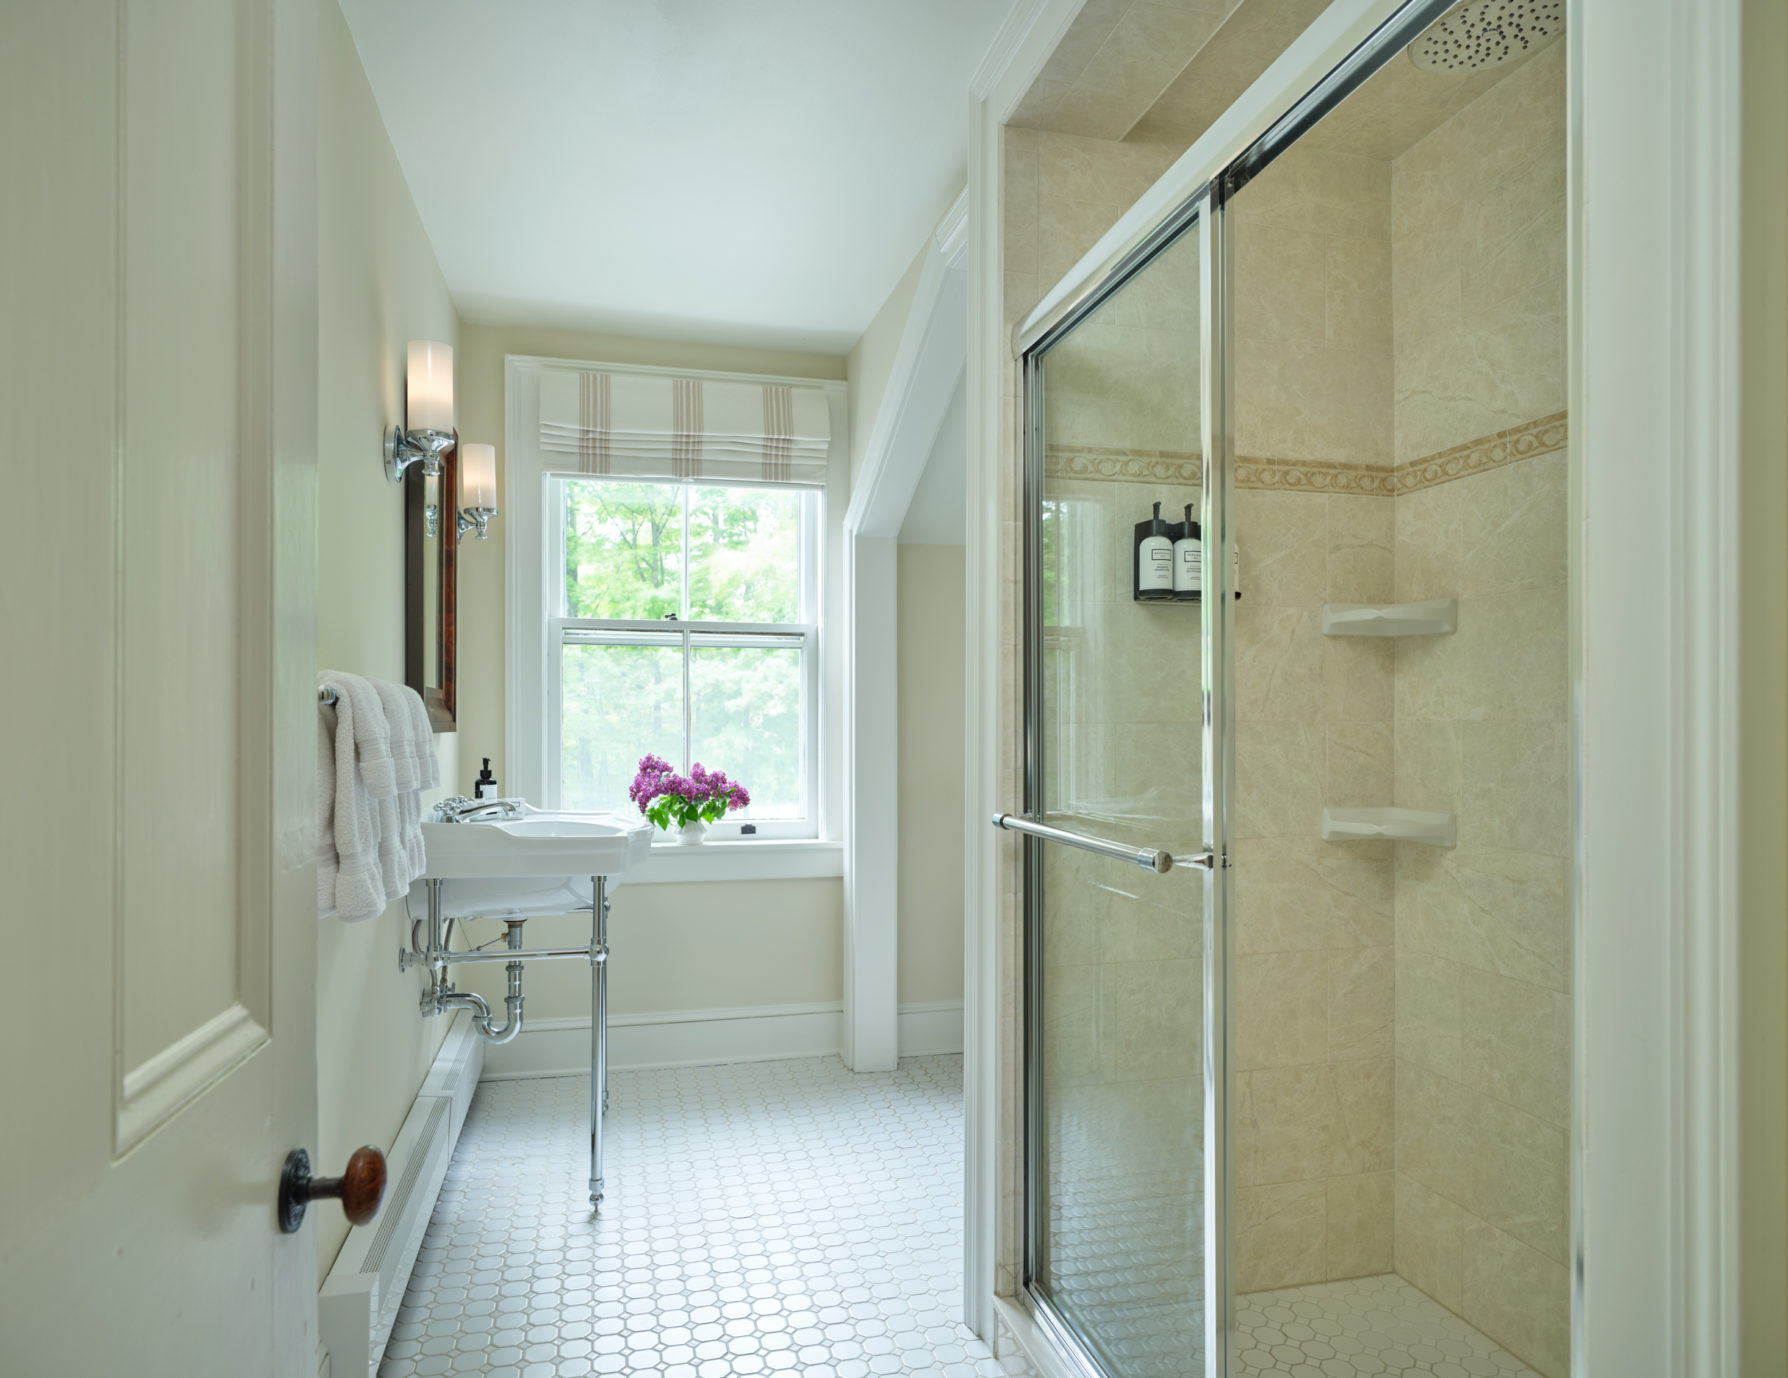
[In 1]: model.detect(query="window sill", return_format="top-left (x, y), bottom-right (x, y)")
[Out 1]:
top-left (622, 838), bottom-right (844, 885)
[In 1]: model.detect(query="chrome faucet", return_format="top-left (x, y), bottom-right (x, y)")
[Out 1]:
top-left (430, 795), bottom-right (524, 823)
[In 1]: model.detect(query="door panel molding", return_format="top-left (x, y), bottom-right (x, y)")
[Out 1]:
top-left (118, 1004), bottom-right (268, 1154)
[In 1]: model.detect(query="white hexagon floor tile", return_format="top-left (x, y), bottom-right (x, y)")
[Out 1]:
top-left (377, 1054), bottom-right (1009, 1378)
top-left (1234, 1274), bottom-right (1545, 1377)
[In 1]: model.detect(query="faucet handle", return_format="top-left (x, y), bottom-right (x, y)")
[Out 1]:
top-left (431, 795), bottom-right (476, 822)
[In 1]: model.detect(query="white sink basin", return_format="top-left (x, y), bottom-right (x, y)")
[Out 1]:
top-left (410, 809), bottom-right (653, 919)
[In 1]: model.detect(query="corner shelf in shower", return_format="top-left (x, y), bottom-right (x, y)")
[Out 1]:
top-left (1321, 807), bottom-right (1456, 848)
top-left (1321, 598), bottom-right (1456, 637)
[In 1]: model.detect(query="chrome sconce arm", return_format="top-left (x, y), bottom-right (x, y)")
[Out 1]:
top-left (384, 423), bottom-right (455, 483)
top-left (456, 504), bottom-right (498, 541)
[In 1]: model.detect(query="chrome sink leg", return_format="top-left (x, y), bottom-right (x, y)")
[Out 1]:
top-left (419, 878), bottom-right (445, 1016)
top-left (590, 875), bottom-right (608, 1211)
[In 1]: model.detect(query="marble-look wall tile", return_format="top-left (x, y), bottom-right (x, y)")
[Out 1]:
top-left (1393, 451), bottom-right (1567, 603)
top-left (1459, 965), bottom-right (1571, 1129)
top-left (1327, 721), bottom-right (1393, 807)
top-left (1462, 1216), bottom-right (1571, 1378)
top-left (1235, 950), bottom-right (1329, 1071)
top-left (1230, 837), bottom-right (1395, 953)
top-left (1041, 4), bottom-right (1229, 144)
top-left (1234, 1180), bottom-right (1327, 1291)
top-left (1326, 1171), bottom-right (1395, 1279)
top-left (1392, 41), bottom-right (1566, 464)
top-left (1395, 1172), bottom-right (1465, 1312)
top-left (1327, 946), bottom-right (1393, 1062)
top-left (1393, 585), bottom-right (1568, 724)
top-left (1235, 332), bottom-right (1394, 465)
top-left (1472, 1094), bottom-right (1570, 1267)
top-left (1395, 844), bottom-right (1569, 995)
top-left (1326, 494), bottom-right (1395, 603)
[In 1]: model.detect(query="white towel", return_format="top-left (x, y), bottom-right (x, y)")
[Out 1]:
top-left (373, 676), bottom-right (439, 796)
top-left (317, 670), bottom-right (438, 921)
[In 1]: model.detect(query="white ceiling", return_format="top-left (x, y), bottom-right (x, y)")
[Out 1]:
top-left (338, 0), bottom-right (1013, 355)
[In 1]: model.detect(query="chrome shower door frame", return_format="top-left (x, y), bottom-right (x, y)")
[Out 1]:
top-left (1013, 5), bottom-right (1471, 1376)
top-left (1018, 184), bottom-right (1227, 1377)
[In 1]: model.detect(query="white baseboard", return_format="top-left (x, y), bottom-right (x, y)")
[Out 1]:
top-left (480, 999), bottom-right (964, 1080)
top-left (319, 1012), bottom-right (483, 1378)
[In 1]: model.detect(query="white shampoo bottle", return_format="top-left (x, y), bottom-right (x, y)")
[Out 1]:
top-left (1173, 503), bottom-right (1202, 599)
top-left (1138, 502), bottom-right (1174, 598)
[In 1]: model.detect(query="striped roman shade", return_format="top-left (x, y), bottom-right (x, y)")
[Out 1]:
top-left (539, 367), bottom-right (831, 486)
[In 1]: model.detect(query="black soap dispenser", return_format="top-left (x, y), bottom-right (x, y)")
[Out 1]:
top-left (1134, 501), bottom-right (1175, 601)
top-left (474, 757), bottom-right (499, 801)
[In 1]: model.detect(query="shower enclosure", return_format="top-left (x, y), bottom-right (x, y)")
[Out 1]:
top-left (1008, 4), bottom-right (1571, 1376)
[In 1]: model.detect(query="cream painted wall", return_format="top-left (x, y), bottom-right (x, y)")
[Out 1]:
top-left (314, 0), bottom-right (461, 1281)
top-left (845, 244), bottom-right (928, 492)
top-left (1739, 0), bottom-right (1788, 1364)
top-left (449, 324), bottom-right (847, 1026)
top-left (897, 546), bottom-right (967, 1006)
top-left (450, 879), bottom-right (843, 1019)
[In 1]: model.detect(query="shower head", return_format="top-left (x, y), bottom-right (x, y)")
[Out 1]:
top-left (1407, 0), bottom-right (1563, 73)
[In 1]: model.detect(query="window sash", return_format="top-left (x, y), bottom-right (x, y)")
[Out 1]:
top-left (550, 475), bottom-right (820, 625)
top-left (547, 618), bottom-right (821, 837)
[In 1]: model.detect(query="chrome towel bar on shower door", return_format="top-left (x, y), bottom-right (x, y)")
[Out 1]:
top-left (990, 813), bottom-right (1214, 874)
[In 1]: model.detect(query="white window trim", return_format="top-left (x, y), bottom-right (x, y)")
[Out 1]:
top-left (505, 354), bottom-right (847, 882)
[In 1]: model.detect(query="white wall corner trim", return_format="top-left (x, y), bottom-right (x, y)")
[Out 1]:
top-left (478, 1001), bottom-right (965, 1080)
top-left (842, 192), bottom-right (971, 1074)
top-left (1578, 0), bottom-right (1744, 1372)
top-left (962, 0), bottom-right (1086, 1345)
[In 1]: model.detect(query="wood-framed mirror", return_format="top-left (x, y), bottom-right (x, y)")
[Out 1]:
top-left (405, 439), bottom-right (456, 729)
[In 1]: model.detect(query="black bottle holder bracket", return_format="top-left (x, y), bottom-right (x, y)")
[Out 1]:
top-left (1131, 517), bottom-right (1240, 604)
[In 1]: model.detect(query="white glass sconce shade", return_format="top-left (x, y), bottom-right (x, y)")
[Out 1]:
top-left (460, 443), bottom-right (496, 510)
top-left (386, 340), bottom-right (456, 482)
top-left (406, 340), bottom-right (454, 432)
top-left (457, 441), bottom-right (499, 542)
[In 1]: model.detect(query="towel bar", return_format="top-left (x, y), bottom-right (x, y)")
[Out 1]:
top-left (319, 685), bottom-right (339, 707)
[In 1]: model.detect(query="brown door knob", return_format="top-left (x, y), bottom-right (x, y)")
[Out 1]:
top-left (278, 1146), bottom-right (387, 1233)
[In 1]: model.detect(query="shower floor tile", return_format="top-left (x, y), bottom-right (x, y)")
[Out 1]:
top-left (1235, 1274), bottom-right (1544, 1377)
top-left (377, 1053), bottom-right (1007, 1378)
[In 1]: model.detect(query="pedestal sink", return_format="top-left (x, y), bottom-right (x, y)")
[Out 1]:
top-left (410, 808), bottom-right (654, 918)
top-left (403, 803), bottom-right (653, 1211)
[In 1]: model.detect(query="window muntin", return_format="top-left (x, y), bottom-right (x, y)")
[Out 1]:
top-left (548, 477), bottom-right (819, 836)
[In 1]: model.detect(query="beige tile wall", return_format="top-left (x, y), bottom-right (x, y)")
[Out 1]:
top-left (1391, 40), bottom-right (1567, 465)
top-left (1387, 40), bottom-right (1570, 1378)
top-left (1227, 139), bottom-right (1400, 1294)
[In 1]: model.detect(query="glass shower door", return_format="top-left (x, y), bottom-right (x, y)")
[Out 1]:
top-left (1018, 199), bottom-right (1229, 1378)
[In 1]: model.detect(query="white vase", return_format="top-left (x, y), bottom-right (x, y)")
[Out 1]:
top-left (674, 819), bottom-right (708, 846)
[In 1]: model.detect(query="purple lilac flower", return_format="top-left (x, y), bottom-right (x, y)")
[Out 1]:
top-left (628, 753), bottom-right (750, 819)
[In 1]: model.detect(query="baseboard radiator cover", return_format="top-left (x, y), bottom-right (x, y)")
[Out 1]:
top-left (319, 1011), bottom-right (484, 1377)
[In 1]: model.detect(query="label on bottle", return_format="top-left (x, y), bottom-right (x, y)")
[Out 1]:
top-left (1139, 540), bottom-right (1174, 590)
top-left (1174, 540), bottom-right (1202, 593)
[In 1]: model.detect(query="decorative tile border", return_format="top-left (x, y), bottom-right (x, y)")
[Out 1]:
top-left (1044, 443), bottom-right (1202, 487)
top-left (1042, 412), bottom-right (1568, 496)
top-left (1392, 410), bottom-right (1568, 493)
top-left (1235, 456), bottom-right (1396, 495)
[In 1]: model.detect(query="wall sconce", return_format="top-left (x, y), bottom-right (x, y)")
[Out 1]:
top-left (384, 340), bottom-right (455, 482)
top-left (457, 442), bottom-right (499, 542)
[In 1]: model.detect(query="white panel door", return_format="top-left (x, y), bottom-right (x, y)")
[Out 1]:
top-left (0, 1), bottom-right (321, 1373)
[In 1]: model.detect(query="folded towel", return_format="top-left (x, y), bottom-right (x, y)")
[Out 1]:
top-left (318, 670), bottom-right (436, 921)
top-left (372, 675), bottom-right (440, 796)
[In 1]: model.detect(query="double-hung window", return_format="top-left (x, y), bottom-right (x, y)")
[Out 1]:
top-left (548, 478), bottom-right (820, 836)
top-left (511, 360), bottom-right (838, 849)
